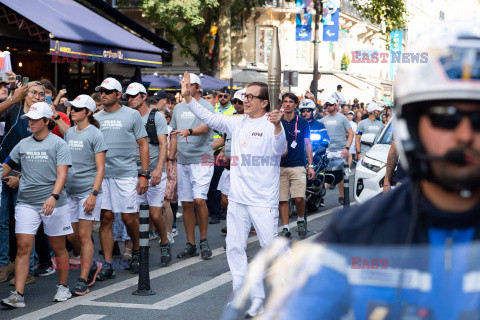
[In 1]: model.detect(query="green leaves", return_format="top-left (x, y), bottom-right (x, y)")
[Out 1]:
top-left (350, 0), bottom-right (407, 35)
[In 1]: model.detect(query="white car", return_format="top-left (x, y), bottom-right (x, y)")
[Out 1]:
top-left (354, 119), bottom-right (393, 204)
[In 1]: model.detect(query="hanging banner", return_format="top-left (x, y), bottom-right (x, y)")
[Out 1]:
top-left (296, 0), bottom-right (313, 41)
top-left (389, 30), bottom-right (403, 79)
top-left (322, 0), bottom-right (340, 42)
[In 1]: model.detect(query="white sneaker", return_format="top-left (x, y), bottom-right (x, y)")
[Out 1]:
top-left (171, 228), bottom-right (178, 237)
top-left (69, 255), bottom-right (80, 266)
top-left (166, 232), bottom-right (175, 244)
top-left (53, 285), bottom-right (72, 302)
top-left (1, 291), bottom-right (25, 308)
top-left (245, 300), bottom-right (264, 318)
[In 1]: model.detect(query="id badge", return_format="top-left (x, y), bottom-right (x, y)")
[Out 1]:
top-left (291, 141), bottom-right (297, 149)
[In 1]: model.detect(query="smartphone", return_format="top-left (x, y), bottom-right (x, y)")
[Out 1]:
top-left (61, 85), bottom-right (67, 90)
top-left (22, 77), bottom-right (29, 86)
top-left (15, 75), bottom-right (21, 83)
top-left (45, 96), bottom-right (52, 104)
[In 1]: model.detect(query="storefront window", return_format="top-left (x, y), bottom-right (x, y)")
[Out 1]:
top-left (256, 26), bottom-right (274, 67)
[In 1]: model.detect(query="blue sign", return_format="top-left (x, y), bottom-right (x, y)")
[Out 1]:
top-left (296, 25), bottom-right (312, 41)
top-left (389, 30), bottom-right (403, 79)
top-left (323, 9), bottom-right (339, 41)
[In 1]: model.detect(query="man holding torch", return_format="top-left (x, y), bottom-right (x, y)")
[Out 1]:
top-left (180, 72), bottom-right (287, 318)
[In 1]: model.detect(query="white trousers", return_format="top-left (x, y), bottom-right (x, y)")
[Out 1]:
top-left (226, 201), bottom-right (279, 303)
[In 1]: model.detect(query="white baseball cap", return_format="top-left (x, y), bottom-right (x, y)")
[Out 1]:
top-left (367, 102), bottom-right (384, 113)
top-left (325, 98), bottom-right (337, 105)
top-left (189, 73), bottom-right (202, 86)
top-left (95, 77), bottom-right (122, 92)
top-left (65, 95), bottom-right (97, 113)
top-left (122, 82), bottom-right (147, 99)
top-left (233, 88), bottom-right (246, 102)
top-left (21, 102), bottom-right (53, 120)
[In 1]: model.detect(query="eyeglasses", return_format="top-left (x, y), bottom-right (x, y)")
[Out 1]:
top-left (71, 106), bottom-right (87, 113)
top-left (324, 103), bottom-right (334, 107)
top-left (301, 109), bottom-right (312, 113)
top-left (244, 94), bottom-right (265, 102)
top-left (217, 94), bottom-right (230, 99)
top-left (100, 89), bottom-right (116, 95)
top-left (426, 106), bottom-right (480, 131)
top-left (126, 93), bottom-right (140, 99)
top-left (29, 90), bottom-right (45, 98)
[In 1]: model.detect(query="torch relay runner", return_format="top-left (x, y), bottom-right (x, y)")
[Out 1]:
top-left (180, 72), bottom-right (287, 318)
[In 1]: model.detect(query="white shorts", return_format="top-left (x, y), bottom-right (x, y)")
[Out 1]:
top-left (137, 172), bottom-right (167, 207)
top-left (326, 150), bottom-right (344, 159)
top-left (218, 169), bottom-right (230, 196)
top-left (177, 163), bottom-right (214, 202)
top-left (15, 204), bottom-right (73, 237)
top-left (67, 194), bottom-right (103, 223)
top-left (101, 177), bottom-right (138, 213)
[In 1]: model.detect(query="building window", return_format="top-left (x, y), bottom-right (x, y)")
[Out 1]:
top-left (439, 10), bottom-right (445, 21)
top-left (256, 26), bottom-right (274, 67)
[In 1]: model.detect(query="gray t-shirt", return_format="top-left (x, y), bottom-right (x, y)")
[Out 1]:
top-left (10, 133), bottom-right (72, 209)
top-left (136, 109), bottom-right (168, 172)
top-left (64, 125), bottom-right (108, 198)
top-left (224, 133), bottom-right (232, 158)
top-left (357, 118), bottom-right (384, 154)
top-left (170, 98), bottom-right (214, 164)
top-left (95, 106), bottom-right (147, 178)
top-left (320, 113), bottom-right (352, 152)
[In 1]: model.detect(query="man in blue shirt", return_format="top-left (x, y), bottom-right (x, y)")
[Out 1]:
top-left (279, 93), bottom-right (315, 239)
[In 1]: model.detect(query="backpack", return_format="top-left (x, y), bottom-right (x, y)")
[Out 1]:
top-left (146, 109), bottom-right (159, 145)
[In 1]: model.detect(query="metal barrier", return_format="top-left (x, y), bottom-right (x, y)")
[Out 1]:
top-left (343, 162), bottom-right (350, 207)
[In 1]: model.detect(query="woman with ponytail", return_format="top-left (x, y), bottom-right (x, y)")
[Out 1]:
top-left (63, 95), bottom-right (108, 296)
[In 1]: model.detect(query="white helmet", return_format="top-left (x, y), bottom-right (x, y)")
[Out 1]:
top-left (299, 99), bottom-right (317, 116)
top-left (394, 20), bottom-right (480, 184)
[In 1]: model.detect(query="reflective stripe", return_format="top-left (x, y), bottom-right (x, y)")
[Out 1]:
top-left (463, 271), bottom-right (480, 292)
top-left (348, 268), bottom-right (432, 291)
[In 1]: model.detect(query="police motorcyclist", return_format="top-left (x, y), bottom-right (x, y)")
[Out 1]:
top-left (299, 99), bottom-right (329, 151)
top-left (280, 21), bottom-right (480, 320)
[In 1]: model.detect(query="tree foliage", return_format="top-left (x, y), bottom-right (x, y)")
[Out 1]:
top-left (350, 0), bottom-right (407, 36)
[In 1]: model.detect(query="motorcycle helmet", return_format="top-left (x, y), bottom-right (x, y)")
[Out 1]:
top-left (394, 20), bottom-right (480, 184)
top-left (299, 99), bottom-right (317, 116)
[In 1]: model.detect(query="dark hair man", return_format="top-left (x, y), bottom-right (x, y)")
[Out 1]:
top-left (179, 72), bottom-right (287, 318)
top-left (93, 77), bottom-right (150, 279)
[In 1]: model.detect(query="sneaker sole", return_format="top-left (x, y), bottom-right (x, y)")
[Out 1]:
top-left (36, 269), bottom-right (56, 277)
top-left (54, 296), bottom-right (72, 302)
top-left (177, 252), bottom-right (199, 259)
top-left (201, 254), bottom-right (212, 260)
top-left (88, 262), bottom-right (102, 287)
top-left (72, 288), bottom-right (90, 296)
top-left (1, 300), bottom-right (25, 308)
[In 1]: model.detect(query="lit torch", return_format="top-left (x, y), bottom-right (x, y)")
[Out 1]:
top-left (268, 26), bottom-right (281, 112)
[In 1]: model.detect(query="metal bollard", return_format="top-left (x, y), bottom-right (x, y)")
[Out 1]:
top-left (343, 162), bottom-right (350, 207)
top-left (133, 204), bottom-right (156, 296)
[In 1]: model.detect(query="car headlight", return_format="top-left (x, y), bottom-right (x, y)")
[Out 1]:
top-left (361, 156), bottom-right (386, 173)
top-left (310, 133), bottom-right (321, 141)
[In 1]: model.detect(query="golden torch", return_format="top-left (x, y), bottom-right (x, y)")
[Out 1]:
top-left (268, 26), bottom-right (281, 112)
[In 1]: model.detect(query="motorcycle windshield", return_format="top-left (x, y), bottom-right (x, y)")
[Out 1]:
top-left (222, 238), bottom-right (480, 320)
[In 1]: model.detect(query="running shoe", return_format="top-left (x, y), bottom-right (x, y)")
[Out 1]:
top-left (10, 273), bottom-right (36, 286)
top-left (297, 221), bottom-right (307, 239)
top-left (320, 198), bottom-right (325, 207)
top-left (0, 262), bottom-right (15, 283)
top-left (130, 251), bottom-right (140, 274)
top-left (279, 228), bottom-right (291, 238)
top-left (1, 291), bottom-right (25, 308)
top-left (245, 300), bottom-right (264, 318)
top-left (87, 261), bottom-right (102, 287)
top-left (35, 266), bottom-right (56, 277)
top-left (71, 278), bottom-right (89, 296)
top-left (166, 233), bottom-right (175, 244)
top-left (96, 262), bottom-right (115, 281)
top-left (160, 242), bottom-right (172, 267)
top-left (177, 243), bottom-right (199, 259)
top-left (148, 231), bottom-right (158, 240)
top-left (199, 238), bottom-right (212, 260)
top-left (53, 285), bottom-right (72, 302)
top-left (171, 228), bottom-right (178, 237)
top-left (69, 255), bottom-right (80, 266)
top-left (338, 197), bottom-right (345, 206)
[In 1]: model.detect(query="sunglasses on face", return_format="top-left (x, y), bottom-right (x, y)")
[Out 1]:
top-left (324, 103), bottom-right (334, 107)
top-left (427, 106), bottom-right (480, 131)
top-left (71, 106), bottom-right (87, 113)
top-left (100, 89), bottom-right (116, 95)
top-left (301, 109), bottom-right (312, 113)
top-left (217, 94), bottom-right (230, 99)
top-left (127, 93), bottom-right (140, 99)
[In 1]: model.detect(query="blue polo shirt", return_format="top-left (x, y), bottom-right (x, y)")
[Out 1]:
top-left (280, 115), bottom-right (310, 167)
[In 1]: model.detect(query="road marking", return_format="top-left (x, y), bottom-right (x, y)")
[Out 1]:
top-left (14, 207), bottom-right (338, 320)
top-left (70, 315), bottom-right (106, 320)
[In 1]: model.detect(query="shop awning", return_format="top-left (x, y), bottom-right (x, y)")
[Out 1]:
top-left (0, 0), bottom-right (173, 67)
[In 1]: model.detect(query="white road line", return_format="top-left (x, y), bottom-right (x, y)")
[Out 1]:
top-left (14, 207), bottom-right (338, 320)
top-left (70, 314), bottom-right (106, 320)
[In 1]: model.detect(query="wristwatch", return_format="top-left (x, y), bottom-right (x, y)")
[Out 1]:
top-left (345, 146), bottom-right (350, 150)
top-left (138, 170), bottom-right (150, 179)
top-left (188, 128), bottom-right (193, 135)
top-left (92, 190), bottom-right (99, 197)
top-left (308, 164), bottom-right (314, 168)
top-left (167, 158), bottom-right (174, 162)
top-left (51, 193), bottom-right (59, 200)
top-left (53, 114), bottom-right (61, 120)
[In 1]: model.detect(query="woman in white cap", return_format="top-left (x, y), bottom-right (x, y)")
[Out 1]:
top-left (1, 102), bottom-right (72, 308)
top-left (63, 95), bottom-right (108, 296)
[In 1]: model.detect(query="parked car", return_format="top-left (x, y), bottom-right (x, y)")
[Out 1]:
top-left (354, 119), bottom-right (393, 204)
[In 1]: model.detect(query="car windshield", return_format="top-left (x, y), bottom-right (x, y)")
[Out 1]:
top-left (378, 122), bottom-right (393, 144)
